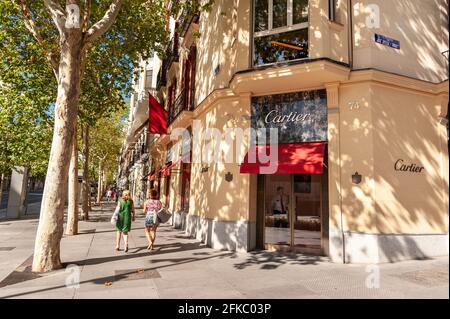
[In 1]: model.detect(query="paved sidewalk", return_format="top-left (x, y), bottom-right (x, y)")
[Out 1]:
top-left (0, 202), bottom-right (448, 299)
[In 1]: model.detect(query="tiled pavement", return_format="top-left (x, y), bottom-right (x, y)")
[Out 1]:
top-left (0, 202), bottom-right (448, 299)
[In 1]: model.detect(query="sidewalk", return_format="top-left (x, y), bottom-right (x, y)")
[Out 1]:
top-left (0, 202), bottom-right (448, 299)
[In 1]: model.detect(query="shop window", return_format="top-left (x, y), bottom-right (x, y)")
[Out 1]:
top-left (253, 0), bottom-right (309, 66)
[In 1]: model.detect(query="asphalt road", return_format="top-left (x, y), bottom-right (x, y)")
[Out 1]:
top-left (0, 191), bottom-right (43, 210)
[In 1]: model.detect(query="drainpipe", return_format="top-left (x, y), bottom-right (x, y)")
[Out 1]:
top-left (348, 0), bottom-right (354, 69)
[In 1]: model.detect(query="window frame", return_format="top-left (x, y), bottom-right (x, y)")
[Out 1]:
top-left (253, 0), bottom-right (309, 38)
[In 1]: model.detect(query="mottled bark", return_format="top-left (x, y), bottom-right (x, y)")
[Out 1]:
top-left (0, 173), bottom-right (4, 209)
top-left (32, 27), bottom-right (83, 272)
top-left (66, 125), bottom-right (78, 235)
top-left (81, 124), bottom-right (90, 220)
top-left (96, 160), bottom-right (103, 204)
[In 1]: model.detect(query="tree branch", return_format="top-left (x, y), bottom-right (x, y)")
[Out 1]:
top-left (82, 0), bottom-right (91, 32)
top-left (13, 0), bottom-right (44, 45)
top-left (43, 0), bottom-right (66, 36)
top-left (84, 0), bottom-right (123, 44)
top-left (12, 0), bottom-right (60, 78)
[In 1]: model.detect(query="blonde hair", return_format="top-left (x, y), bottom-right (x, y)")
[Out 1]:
top-left (122, 190), bottom-right (131, 199)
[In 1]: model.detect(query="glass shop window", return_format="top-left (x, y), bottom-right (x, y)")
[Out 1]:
top-left (253, 0), bottom-right (309, 66)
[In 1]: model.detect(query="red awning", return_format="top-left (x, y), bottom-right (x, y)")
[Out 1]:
top-left (160, 159), bottom-right (180, 177)
top-left (239, 142), bottom-right (326, 174)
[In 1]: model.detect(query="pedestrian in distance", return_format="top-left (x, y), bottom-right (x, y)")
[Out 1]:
top-left (114, 190), bottom-right (135, 252)
top-left (143, 189), bottom-right (162, 251)
top-left (115, 189), bottom-right (121, 203)
top-left (106, 188), bottom-right (112, 202)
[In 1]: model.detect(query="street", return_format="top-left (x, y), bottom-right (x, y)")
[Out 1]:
top-left (0, 192), bottom-right (43, 218)
top-left (0, 202), bottom-right (448, 299)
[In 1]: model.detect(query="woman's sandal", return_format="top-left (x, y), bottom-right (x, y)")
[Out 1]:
top-left (124, 245), bottom-right (128, 253)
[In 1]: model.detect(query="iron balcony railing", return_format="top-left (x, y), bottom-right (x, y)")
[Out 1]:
top-left (179, 9), bottom-right (200, 38)
top-left (166, 33), bottom-right (179, 70)
top-left (167, 86), bottom-right (196, 125)
top-left (168, 88), bottom-right (185, 125)
top-left (156, 60), bottom-right (167, 89)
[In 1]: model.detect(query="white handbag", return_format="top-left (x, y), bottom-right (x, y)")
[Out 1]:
top-left (111, 205), bottom-right (119, 226)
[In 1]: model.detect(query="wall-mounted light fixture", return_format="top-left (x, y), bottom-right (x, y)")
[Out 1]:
top-left (352, 171), bottom-right (362, 184)
top-left (225, 172), bottom-right (233, 182)
top-left (201, 166), bottom-right (209, 173)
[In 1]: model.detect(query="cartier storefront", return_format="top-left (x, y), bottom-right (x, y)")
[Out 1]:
top-left (240, 89), bottom-right (330, 255)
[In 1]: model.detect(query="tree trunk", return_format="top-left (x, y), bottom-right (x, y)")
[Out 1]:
top-left (66, 124), bottom-right (78, 236)
top-left (0, 173), bottom-right (4, 209)
top-left (96, 161), bottom-right (103, 204)
top-left (81, 124), bottom-right (90, 220)
top-left (32, 30), bottom-right (83, 273)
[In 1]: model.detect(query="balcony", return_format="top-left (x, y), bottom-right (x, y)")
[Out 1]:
top-left (156, 61), bottom-right (167, 89)
top-left (166, 34), bottom-right (180, 71)
top-left (167, 87), bottom-right (195, 126)
top-left (179, 9), bottom-right (200, 38)
top-left (156, 36), bottom-right (179, 90)
top-left (168, 89), bottom-right (185, 125)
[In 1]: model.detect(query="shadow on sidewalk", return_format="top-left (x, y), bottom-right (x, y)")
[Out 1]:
top-left (1, 250), bottom-right (235, 298)
top-left (232, 250), bottom-right (328, 269)
top-left (66, 241), bottom-right (215, 267)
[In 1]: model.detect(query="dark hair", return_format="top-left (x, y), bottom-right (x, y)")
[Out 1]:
top-left (276, 186), bottom-right (284, 192)
top-left (150, 189), bottom-right (159, 199)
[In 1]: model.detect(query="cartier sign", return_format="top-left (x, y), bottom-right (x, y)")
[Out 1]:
top-left (264, 110), bottom-right (312, 124)
top-left (394, 159), bottom-right (424, 173)
top-left (251, 90), bottom-right (327, 144)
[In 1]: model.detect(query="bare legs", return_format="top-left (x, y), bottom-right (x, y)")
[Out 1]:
top-left (115, 231), bottom-right (129, 252)
top-left (115, 231), bottom-right (121, 250)
top-left (144, 227), bottom-right (152, 249)
top-left (145, 226), bottom-right (157, 250)
top-left (123, 232), bottom-right (129, 252)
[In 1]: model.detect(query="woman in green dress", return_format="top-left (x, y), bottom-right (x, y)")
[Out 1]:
top-left (115, 190), bottom-right (135, 252)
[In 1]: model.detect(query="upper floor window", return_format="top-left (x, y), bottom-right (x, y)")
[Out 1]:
top-left (253, 0), bottom-right (309, 66)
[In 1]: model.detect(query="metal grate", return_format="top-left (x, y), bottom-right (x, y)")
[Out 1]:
top-left (114, 269), bottom-right (161, 281)
top-left (394, 268), bottom-right (449, 287)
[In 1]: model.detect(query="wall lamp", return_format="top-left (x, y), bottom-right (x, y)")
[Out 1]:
top-left (352, 171), bottom-right (362, 184)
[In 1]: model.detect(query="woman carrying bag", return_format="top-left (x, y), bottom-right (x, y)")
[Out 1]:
top-left (114, 190), bottom-right (135, 252)
top-left (143, 189), bottom-right (162, 251)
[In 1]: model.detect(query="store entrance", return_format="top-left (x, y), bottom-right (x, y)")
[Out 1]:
top-left (258, 154), bottom-right (329, 255)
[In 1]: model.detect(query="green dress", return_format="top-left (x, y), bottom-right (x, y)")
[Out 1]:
top-left (115, 199), bottom-right (133, 232)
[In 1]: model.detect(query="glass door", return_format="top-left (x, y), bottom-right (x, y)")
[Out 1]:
top-left (292, 174), bottom-right (322, 250)
top-left (263, 174), bottom-right (322, 252)
top-left (264, 174), bottom-right (291, 249)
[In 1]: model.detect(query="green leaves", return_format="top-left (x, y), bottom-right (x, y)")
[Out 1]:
top-left (0, 0), bottom-right (215, 177)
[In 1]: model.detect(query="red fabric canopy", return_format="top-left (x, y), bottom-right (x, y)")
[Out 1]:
top-left (160, 159), bottom-right (180, 177)
top-left (149, 94), bottom-right (167, 135)
top-left (240, 142), bottom-right (326, 174)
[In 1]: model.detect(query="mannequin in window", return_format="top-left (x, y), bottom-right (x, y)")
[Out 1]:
top-left (271, 186), bottom-right (289, 227)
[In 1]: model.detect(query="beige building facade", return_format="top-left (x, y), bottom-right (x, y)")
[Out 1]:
top-left (144, 0), bottom-right (449, 263)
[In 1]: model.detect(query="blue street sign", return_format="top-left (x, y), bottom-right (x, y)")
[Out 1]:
top-left (375, 33), bottom-right (400, 49)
